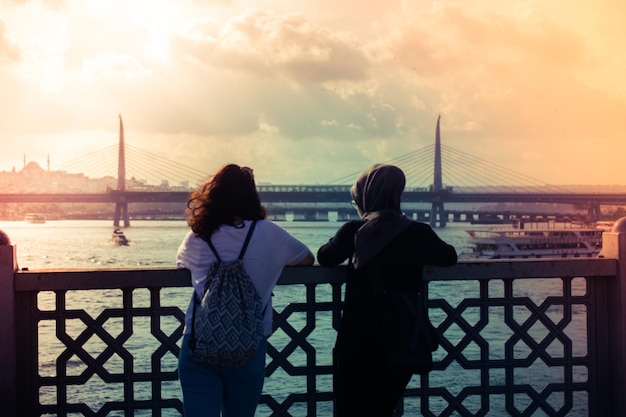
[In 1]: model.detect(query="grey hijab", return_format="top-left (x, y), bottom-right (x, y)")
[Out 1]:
top-left (351, 164), bottom-right (412, 269)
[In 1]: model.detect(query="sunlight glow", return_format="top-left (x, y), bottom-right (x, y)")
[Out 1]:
top-left (6, 5), bottom-right (68, 92)
top-left (83, 0), bottom-right (180, 62)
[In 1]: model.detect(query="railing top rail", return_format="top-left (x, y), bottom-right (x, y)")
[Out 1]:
top-left (13, 258), bottom-right (617, 292)
top-left (425, 257), bottom-right (617, 280)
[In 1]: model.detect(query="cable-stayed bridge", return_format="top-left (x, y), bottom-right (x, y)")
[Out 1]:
top-left (2, 116), bottom-right (626, 227)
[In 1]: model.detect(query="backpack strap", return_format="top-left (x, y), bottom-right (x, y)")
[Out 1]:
top-left (205, 220), bottom-right (257, 261)
top-left (206, 240), bottom-right (221, 263)
top-left (237, 220), bottom-right (257, 259)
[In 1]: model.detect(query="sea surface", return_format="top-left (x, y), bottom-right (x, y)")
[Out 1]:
top-left (0, 219), bottom-right (473, 271)
top-left (0, 220), bottom-right (588, 416)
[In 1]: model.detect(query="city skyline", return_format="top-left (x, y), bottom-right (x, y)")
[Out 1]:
top-left (5, 156), bottom-right (626, 194)
top-left (1, 1), bottom-right (625, 186)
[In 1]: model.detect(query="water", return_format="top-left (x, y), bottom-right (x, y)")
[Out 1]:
top-left (0, 220), bottom-right (587, 416)
top-left (0, 219), bottom-right (473, 271)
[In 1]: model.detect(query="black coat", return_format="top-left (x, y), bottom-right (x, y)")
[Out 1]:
top-left (317, 220), bottom-right (458, 351)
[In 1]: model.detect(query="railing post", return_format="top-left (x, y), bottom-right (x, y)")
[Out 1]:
top-left (0, 243), bottom-right (18, 416)
top-left (599, 218), bottom-right (626, 416)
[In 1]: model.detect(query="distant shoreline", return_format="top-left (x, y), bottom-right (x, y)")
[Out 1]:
top-left (0, 215), bottom-right (186, 222)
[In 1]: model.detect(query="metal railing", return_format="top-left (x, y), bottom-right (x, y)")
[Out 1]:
top-left (1, 230), bottom-right (625, 416)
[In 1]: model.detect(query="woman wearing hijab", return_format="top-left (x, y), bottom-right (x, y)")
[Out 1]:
top-left (317, 164), bottom-right (457, 417)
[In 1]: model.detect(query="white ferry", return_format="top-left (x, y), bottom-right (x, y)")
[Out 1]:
top-left (24, 213), bottom-right (46, 224)
top-left (463, 226), bottom-right (604, 259)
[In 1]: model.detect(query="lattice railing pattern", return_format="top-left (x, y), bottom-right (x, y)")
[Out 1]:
top-left (16, 268), bottom-right (605, 417)
top-left (34, 287), bottom-right (186, 417)
top-left (410, 276), bottom-right (594, 417)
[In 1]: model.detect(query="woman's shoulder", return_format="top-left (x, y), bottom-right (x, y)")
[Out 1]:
top-left (180, 229), bottom-right (201, 244)
top-left (252, 219), bottom-right (284, 232)
top-left (327, 220), bottom-right (364, 241)
top-left (252, 219), bottom-right (300, 239)
top-left (182, 230), bottom-right (210, 250)
top-left (403, 220), bottom-right (443, 236)
top-left (407, 220), bottom-right (433, 231)
top-left (341, 219), bottom-right (364, 231)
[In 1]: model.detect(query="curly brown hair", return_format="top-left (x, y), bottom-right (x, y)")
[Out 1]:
top-left (185, 164), bottom-right (267, 241)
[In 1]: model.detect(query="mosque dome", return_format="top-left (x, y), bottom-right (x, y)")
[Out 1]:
top-left (22, 161), bottom-right (45, 175)
top-left (23, 161), bottom-right (44, 173)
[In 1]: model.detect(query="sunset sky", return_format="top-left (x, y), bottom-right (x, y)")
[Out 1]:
top-left (1, 0), bottom-right (625, 187)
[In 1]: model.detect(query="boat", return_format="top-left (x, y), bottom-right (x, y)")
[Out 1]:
top-left (24, 213), bottom-right (46, 224)
top-left (595, 220), bottom-right (615, 231)
top-left (463, 224), bottom-right (604, 259)
top-left (109, 228), bottom-right (130, 246)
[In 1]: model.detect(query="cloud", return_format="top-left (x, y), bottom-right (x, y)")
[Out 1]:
top-left (1, 1), bottom-right (626, 185)
top-left (0, 21), bottom-right (20, 62)
top-left (214, 8), bottom-right (369, 83)
top-left (129, 8), bottom-right (403, 141)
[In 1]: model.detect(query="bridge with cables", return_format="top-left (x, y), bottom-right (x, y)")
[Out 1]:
top-left (2, 116), bottom-right (626, 227)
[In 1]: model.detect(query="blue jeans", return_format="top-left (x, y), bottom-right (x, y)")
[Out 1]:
top-left (178, 333), bottom-right (267, 417)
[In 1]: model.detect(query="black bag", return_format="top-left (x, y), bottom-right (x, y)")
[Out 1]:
top-left (368, 263), bottom-right (440, 374)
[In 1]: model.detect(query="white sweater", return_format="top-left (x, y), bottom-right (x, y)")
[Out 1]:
top-left (176, 219), bottom-right (311, 336)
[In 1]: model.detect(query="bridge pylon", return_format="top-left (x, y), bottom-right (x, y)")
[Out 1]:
top-left (430, 115), bottom-right (447, 228)
top-left (114, 115), bottom-right (130, 228)
top-left (587, 203), bottom-right (601, 223)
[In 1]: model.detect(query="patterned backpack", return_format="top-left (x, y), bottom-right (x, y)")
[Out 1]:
top-left (188, 220), bottom-right (265, 367)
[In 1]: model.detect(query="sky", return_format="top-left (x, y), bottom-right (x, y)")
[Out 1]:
top-left (1, 0), bottom-right (625, 187)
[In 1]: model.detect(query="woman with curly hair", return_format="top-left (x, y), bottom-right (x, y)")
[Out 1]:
top-left (176, 163), bottom-right (314, 417)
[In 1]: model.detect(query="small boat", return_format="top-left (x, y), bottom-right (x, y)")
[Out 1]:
top-left (24, 213), bottom-right (46, 224)
top-left (463, 224), bottom-right (603, 259)
top-left (110, 228), bottom-right (130, 246)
